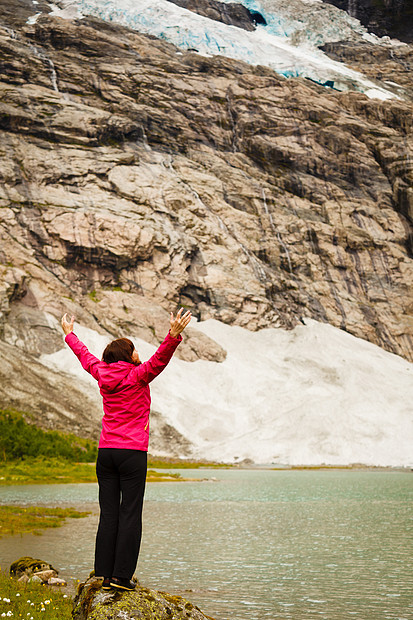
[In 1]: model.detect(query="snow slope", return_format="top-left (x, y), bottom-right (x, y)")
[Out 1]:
top-left (41, 318), bottom-right (413, 466)
top-left (47, 0), bottom-right (399, 99)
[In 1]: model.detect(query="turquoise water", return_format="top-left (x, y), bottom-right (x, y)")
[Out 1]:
top-left (0, 470), bottom-right (412, 619)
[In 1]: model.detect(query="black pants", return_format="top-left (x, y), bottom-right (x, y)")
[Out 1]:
top-left (94, 448), bottom-right (147, 579)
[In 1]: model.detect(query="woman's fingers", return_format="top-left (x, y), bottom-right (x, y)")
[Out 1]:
top-left (170, 308), bottom-right (192, 335)
top-left (173, 308), bottom-right (191, 322)
top-left (61, 313), bottom-right (75, 334)
top-left (181, 311), bottom-right (191, 325)
top-left (177, 310), bottom-right (191, 323)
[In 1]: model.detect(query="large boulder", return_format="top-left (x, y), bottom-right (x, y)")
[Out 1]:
top-left (10, 556), bottom-right (57, 579)
top-left (72, 577), bottom-right (216, 620)
top-left (10, 556), bottom-right (66, 585)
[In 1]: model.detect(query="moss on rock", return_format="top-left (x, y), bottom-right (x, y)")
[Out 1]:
top-left (72, 577), bottom-right (216, 620)
top-left (10, 556), bottom-right (57, 579)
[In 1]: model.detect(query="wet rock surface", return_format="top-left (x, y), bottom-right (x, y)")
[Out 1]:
top-left (0, 1), bottom-right (412, 436)
top-left (73, 577), bottom-right (216, 620)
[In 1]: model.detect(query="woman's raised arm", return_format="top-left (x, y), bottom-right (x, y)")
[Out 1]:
top-left (61, 313), bottom-right (100, 380)
top-left (133, 308), bottom-right (192, 384)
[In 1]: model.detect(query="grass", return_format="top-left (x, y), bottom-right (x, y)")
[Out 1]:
top-left (0, 505), bottom-right (90, 539)
top-left (0, 568), bottom-right (73, 619)
top-left (87, 289), bottom-right (99, 302)
top-left (0, 458), bottom-right (98, 485)
top-left (0, 457), bottom-right (186, 485)
top-left (147, 455), bottom-right (233, 469)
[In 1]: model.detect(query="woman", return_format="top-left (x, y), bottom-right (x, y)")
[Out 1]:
top-left (61, 308), bottom-right (191, 591)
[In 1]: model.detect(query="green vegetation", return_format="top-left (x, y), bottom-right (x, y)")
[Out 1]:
top-left (0, 505), bottom-right (90, 539)
top-left (0, 457), bottom-right (98, 485)
top-left (0, 409), bottom-right (97, 462)
top-left (0, 568), bottom-right (73, 619)
top-left (0, 409), bottom-right (220, 486)
top-left (0, 457), bottom-right (185, 485)
top-left (88, 289), bottom-right (99, 302)
top-left (147, 455), bottom-right (232, 469)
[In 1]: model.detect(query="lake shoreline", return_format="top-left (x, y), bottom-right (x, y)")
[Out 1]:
top-left (0, 470), bottom-right (411, 620)
top-left (1, 457), bottom-right (411, 487)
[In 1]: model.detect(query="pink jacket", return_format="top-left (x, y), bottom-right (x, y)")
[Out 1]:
top-left (65, 331), bottom-right (182, 451)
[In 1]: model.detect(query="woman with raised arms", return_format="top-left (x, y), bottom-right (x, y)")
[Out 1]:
top-left (61, 308), bottom-right (191, 591)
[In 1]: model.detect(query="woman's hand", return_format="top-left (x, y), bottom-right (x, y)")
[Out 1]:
top-left (170, 308), bottom-right (191, 338)
top-left (61, 313), bottom-right (75, 336)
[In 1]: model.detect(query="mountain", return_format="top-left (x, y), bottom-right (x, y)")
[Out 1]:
top-left (0, 0), bottom-right (412, 464)
top-left (43, 0), bottom-right (408, 99)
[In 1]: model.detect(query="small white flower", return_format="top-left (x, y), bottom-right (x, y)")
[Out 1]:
top-left (1, 613), bottom-right (6, 618)
top-left (30, 603), bottom-right (34, 607)
top-left (6, 612), bottom-right (13, 617)
top-left (2, 599), bottom-right (10, 603)
top-left (15, 594), bottom-right (20, 597)
top-left (44, 600), bottom-right (50, 605)
top-left (26, 601), bottom-right (31, 604)
top-left (63, 595), bottom-right (68, 598)
top-left (40, 609), bottom-right (45, 613)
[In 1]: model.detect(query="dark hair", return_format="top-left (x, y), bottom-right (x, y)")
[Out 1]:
top-left (102, 338), bottom-right (138, 365)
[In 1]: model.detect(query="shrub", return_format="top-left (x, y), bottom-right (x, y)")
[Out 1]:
top-left (0, 409), bottom-right (97, 462)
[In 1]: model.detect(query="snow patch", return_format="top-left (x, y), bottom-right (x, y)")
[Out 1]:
top-left (26, 12), bottom-right (42, 25)
top-left (48, 1), bottom-right (84, 20)
top-left (41, 318), bottom-right (413, 467)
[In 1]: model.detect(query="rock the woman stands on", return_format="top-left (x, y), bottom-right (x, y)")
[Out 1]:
top-left (61, 308), bottom-right (191, 591)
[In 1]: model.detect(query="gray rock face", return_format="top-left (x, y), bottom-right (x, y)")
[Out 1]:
top-left (73, 577), bottom-right (216, 620)
top-left (322, 0), bottom-right (413, 43)
top-left (0, 1), bottom-right (412, 440)
top-left (0, 340), bottom-right (102, 438)
top-left (320, 39), bottom-right (413, 101)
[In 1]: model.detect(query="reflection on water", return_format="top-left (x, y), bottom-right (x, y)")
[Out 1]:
top-left (0, 470), bottom-right (412, 620)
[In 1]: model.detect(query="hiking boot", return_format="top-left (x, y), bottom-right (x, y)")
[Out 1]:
top-left (110, 577), bottom-right (136, 591)
top-left (102, 577), bottom-right (112, 591)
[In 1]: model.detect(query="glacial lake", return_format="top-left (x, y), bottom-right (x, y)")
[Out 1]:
top-left (0, 469), bottom-right (412, 620)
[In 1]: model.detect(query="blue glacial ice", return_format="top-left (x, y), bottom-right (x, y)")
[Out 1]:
top-left (53, 0), bottom-right (398, 99)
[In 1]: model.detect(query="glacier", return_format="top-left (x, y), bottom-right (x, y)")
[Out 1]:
top-left (41, 318), bottom-right (413, 467)
top-left (48, 0), bottom-right (401, 99)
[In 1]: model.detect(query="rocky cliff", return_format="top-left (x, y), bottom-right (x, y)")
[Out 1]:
top-left (323, 0), bottom-right (413, 43)
top-left (0, 1), bottom-right (412, 439)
